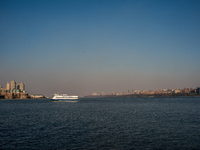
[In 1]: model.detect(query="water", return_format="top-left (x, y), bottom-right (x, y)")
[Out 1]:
top-left (0, 97), bottom-right (200, 149)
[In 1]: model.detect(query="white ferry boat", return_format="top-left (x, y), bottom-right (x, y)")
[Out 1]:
top-left (51, 94), bottom-right (78, 101)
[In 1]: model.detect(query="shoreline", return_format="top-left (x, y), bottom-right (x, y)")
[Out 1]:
top-left (83, 93), bottom-right (200, 98)
top-left (0, 98), bottom-right (49, 100)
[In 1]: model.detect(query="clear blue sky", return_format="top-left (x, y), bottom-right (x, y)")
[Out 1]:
top-left (1, 0), bottom-right (200, 97)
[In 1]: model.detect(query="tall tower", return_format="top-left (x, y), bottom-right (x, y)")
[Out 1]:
top-left (6, 82), bottom-right (10, 90)
top-left (17, 83), bottom-right (20, 90)
top-left (10, 80), bottom-right (16, 90)
top-left (20, 82), bottom-right (25, 91)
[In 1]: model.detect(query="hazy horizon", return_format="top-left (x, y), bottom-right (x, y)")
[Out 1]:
top-left (1, 0), bottom-right (200, 97)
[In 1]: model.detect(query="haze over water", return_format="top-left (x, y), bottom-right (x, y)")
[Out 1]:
top-left (1, 0), bottom-right (200, 96)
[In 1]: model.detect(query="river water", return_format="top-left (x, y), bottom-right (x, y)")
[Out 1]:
top-left (0, 97), bottom-right (200, 149)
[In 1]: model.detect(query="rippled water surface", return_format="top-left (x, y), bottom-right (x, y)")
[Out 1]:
top-left (0, 97), bottom-right (200, 149)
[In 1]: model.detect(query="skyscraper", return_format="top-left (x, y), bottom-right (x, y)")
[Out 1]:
top-left (20, 82), bottom-right (25, 91)
top-left (17, 83), bottom-right (21, 90)
top-left (6, 82), bottom-right (10, 90)
top-left (10, 80), bottom-right (16, 90)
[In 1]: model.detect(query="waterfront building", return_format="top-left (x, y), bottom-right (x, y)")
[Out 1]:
top-left (29, 94), bottom-right (45, 98)
top-left (181, 88), bottom-right (190, 94)
top-left (174, 89), bottom-right (181, 93)
top-left (20, 82), bottom-right (25, 91)
top-left (1, 80), bottom-right (28, 99)
top-left (146, 90), bottom-right (155, 94)
top-left (0, 86), bottom-right (2, 95)
top-left (17, 83), bottom-right (20, 90)
top-left (197, 87), bottom-right (200, 94)
top-left (10, 80), bottom-right (16, 90)
top-left (6, 82), bottom-right (10, 90)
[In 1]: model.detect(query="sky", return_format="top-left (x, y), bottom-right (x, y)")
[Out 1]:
top-left (0, 0), bottom-right (200, 97)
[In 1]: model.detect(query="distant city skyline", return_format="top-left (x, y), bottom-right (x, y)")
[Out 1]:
top-left (1, 0), bottom-right (200, 97)
top-left (2, 80), bottom-right (25, 92)
top-left (0, 79), bottom-right (199, 98)
top-left (0, 80), bottom-right (27, 99)
top-left (90, 86), bottom-right (200, 96)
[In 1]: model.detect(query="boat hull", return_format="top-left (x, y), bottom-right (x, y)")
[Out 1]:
top-left (51, 99), bottom-right (78, 102)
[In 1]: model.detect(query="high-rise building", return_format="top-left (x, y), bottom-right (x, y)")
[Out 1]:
top-left (10, 80), bottom-right (16, 90)
top-left (17, 83), bottom-right (20, 90)
top-left (6, 82), bottom-right (10, 90)
top-left (20, 82), bottom-right (25, 91)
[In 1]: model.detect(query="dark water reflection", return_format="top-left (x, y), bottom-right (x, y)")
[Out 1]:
top-left (0, 97), bottom-right (200, 149)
